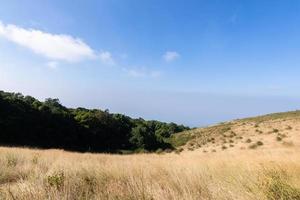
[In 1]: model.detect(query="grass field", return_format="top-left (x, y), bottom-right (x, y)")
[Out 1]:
top-left (1, 111), bottom-right (300, 199)
top-left (0, 146), bottom-right (300, 200)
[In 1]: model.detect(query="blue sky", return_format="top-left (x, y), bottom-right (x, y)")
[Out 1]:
top-left (1, 0), bottom-right (300, 126)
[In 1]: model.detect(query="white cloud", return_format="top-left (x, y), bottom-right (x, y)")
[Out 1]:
top-left (163, 51), bottom-right (180, 62)
top-left (122, 67), bottom-right (162, 78)
top-left (46, 61), bottom-right (59, 69)
top-left (0, 21), bottom-right (116, 63)
top-left (126, 69), bottom-right (145, 77)
top-left (99, 51), bottom-right (115, 65)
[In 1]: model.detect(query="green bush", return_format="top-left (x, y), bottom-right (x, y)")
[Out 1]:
top-left (47, 172), bottom-right (65, 190)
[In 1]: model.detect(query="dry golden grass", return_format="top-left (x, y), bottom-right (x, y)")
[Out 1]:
top-left (0, 146), bottom-right (300, 200)
top-left (175, 111), bottom-right (300, 153)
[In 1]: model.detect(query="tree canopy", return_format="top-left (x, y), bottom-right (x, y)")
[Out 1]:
top-left (0, 91), bottom-right (189, 153)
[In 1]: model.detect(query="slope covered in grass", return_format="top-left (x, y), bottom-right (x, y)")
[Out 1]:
top-left (171, 110), bottom-right (300, 153)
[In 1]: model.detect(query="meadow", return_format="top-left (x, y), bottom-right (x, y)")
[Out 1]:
top-left (0, 146), bottom-right (300, 200)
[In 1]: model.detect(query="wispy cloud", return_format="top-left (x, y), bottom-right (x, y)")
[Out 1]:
top-left (122, 67), bottom-right (162, 78)
top-left (163, 51), bottom-right (180, 62)
top-left (99, 51), bottom-right (115, 65)
top-left (0, 21), bottom-right (115, 64)
top-left (46, 61), bottom-right (59, 69)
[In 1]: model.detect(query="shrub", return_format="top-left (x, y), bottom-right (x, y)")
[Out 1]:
top-left (229, 131), bottom-right (236, 138)
top-left (286, 126), bottom-right (292, 130)
top-left (276, 136), bottom-right (282, 141)
top-left (229, 144), bottom-right (234, 147)
top-left (279, 133), bottom-right (287, 138)
top-left (188, 147), bottom-right (194, 151)
top-left (174, 148), bottom-right (184, 154)
top-left (249, 144), bottom-right (258, 149)
top-left (257, 141), bottom-right (264, 146)
top-left (164, 149), bottom-right (173, 153)
top-left (246, 139), bottom-right (252, 143)
top-left (222, 145), bottom-right (227, 150)
top-left (155, 148), bottom-right (164, 154)
top-left (47, 172), bottom-right (65, 189)
top-left (6, 153), bottom-right (19, 167)
top-left (273, 129), bottom-right (279, 133)
top-left (255, 129), bottom-right (263, 134)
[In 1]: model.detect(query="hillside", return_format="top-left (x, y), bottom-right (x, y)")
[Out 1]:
top-left (171, 111), bottom-right (300, 153)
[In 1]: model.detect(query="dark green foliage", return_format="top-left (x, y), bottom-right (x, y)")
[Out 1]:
top-left (0, 91), bottom-right (189, 152)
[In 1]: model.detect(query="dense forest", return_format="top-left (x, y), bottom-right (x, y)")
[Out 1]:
top-left (0, 91), bottom-right (189, 153)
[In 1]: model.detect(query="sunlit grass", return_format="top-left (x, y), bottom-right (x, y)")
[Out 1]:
top-left (0, 147), bottom-right (299, 199)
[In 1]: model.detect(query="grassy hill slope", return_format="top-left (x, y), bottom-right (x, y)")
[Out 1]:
top-left (171, 111), bottom-right (300, 153)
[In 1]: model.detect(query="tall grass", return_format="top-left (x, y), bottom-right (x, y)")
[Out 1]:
top-left (0, 147), bottom-right (299, 200)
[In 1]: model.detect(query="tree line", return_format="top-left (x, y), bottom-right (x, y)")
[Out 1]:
top-left (0, 91), bottom-right (189, 153)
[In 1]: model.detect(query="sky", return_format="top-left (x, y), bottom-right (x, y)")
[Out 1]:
top-left (1, 0), bottom-right (300, 127)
